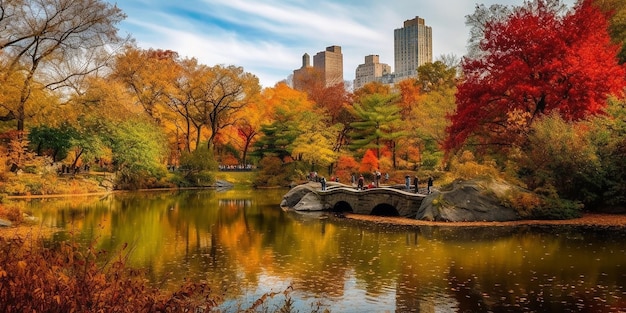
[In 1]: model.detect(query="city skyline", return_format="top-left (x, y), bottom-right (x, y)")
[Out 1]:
top-left (105, 0), bottom-right (577, 88)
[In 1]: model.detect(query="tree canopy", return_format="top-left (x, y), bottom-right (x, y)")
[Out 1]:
top-left (446, 0), bottom-right (626, 153)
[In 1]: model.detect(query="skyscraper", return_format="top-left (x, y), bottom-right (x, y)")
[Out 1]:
top-left (394, 16), bottom-right (432, 81)
top-left (293, 45), bottom-right (344, 90)
top-left (313, 45), bottom-right (343, 87)
top-left (354, 55), bottom-right (392, 90)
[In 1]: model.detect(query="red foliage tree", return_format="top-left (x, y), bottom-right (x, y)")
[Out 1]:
top-left (445, 0), bottom-right (626, 153)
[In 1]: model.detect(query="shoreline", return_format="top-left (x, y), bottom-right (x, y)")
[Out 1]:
top-left (343, 213), bottom-right (626, 228)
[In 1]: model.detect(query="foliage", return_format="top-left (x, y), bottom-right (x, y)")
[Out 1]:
top-left (584, 98), bottom-right (626, 209)
top-left (349, 93), bottom-right (403, 160)
top-left (0, 234), bottom-right (221, 313)
top-left (105, 119), bottom-right (168, 189)
top-left (28, 124), bottom-right (77, 162)
top-left (1, 130), bottom-right (34, 172)
top-left (2, 173), bottom-right (104, 196)
top-left (514, 112), bottom-right (601, 205)
top-left (253, 121), bottom-right (300, 161)
top-left (0, 204), bottom-right (23, 224)
top-left (0, 0), bottom-right (127, 131)
top-left (358, 149), bottom-right (379, 174)
top-left (290, 111), bottom-right (339, 171)
top-left (178, 144), bottom-right (217, 186)
top-left (254, 156), bottom-right (297, 187)
top-left (448, 150), bottom-right (501, 180)
top-left (447, 0), bottom-right (626, 153)
top-left (592, 0), bottom-right (626, 63)
top-left (334, 155), bottom-right (359, 180)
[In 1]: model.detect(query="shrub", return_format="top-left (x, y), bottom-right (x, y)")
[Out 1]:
top-left (0, 205), bottom-right (23, 224)
top-left (0, 236), bottom-right (220, 313)
top-left (0, 234), bottom-right (308, 313)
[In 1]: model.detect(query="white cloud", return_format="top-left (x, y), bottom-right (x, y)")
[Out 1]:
top-left (110, 0), bottom-right (578, 88)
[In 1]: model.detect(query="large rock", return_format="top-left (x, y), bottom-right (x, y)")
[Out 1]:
top-left (280, 182), bottom-right (320, 209)
top-left (417, 179), bottom-right (521, 222)
top-left (293, 192), bottom-right (325, 211)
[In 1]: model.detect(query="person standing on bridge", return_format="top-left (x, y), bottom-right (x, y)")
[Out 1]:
top-left (427, 176), bottom-right (434, 194)
top-left (321, 177), bottom-right (327, 191)
top-left (405, 175), bottom-right (410, 191)
top-left (414, 175), bottom-right (419, 193)
top-left (357, 174), bottom-right (364, 190)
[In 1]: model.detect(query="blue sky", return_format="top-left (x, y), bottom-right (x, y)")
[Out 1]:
top-left (107, 0), bottom-right (576, 88)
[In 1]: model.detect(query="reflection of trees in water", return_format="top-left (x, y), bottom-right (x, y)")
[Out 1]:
top-left (20, 191), bottom-right (626, 312)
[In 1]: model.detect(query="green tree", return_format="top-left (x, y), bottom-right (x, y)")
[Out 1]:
top-left (252, 121), bottom-right (299, 161)
top-left (106, 118), bottom-right (168, 189)
top-left (586, 98), bottom-right (626, 208)
top-left (28, 124), bottom-right (76, 162)
top-left (515, 112), bottom-right (600, 203)
top-left (349, 93), bottom-right (403, 162)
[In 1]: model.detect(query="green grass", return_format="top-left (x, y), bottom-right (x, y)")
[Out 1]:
top-left (214, 171), bottom-right (257, 188)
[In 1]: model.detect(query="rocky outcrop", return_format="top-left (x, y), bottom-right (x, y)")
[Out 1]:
top-left (417, 179), bottom-right (521, 222)
top-left (293, 192), bottom-right (325, 211)
top-left (280, 182), bottom-right (320, 210)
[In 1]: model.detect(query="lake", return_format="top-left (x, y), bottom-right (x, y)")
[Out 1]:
top-left (19, 189), bottom-right (626, 312)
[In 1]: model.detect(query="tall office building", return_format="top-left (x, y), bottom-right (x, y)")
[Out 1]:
top-left (313, 45), bottom-right (343, 87)
top-left (293, 53), bottom-right (312, 91)
top-left (353, 55), bottom-right (392, 90)
top-left (394, 16), bottom-right (432, 81)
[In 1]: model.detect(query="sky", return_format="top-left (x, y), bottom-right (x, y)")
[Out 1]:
top-left (107, 0), bottom-right (577, 88)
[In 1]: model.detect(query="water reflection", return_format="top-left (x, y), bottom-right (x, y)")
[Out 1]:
top-left (17, 190), bottom-right (626, 312)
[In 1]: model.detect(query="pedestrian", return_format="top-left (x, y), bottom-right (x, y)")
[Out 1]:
top-left (357, 174), bottom-right (364, 190)
top-left (427, 176), bottom-right (434, 194)
top-left (375, 169), bottom-right (381, 187)
top-left (405, 175), bottom-right (410, 191)
top-left (414, 175), bottom-right (419, 193)
top-left (385, 173), bottom-right (389, 181)
top-left (321, 177), bottom-right (327, 191)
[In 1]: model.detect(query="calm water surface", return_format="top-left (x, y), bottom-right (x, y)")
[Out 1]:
top-left (19, 189), bottom-right (626, 312)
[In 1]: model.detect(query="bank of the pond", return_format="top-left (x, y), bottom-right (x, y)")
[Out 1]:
top-left (343, 212), bottom-right (626, 228)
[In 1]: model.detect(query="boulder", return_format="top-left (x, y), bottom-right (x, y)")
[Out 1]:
top-left (280, 182), bottom-right (319, 208)
top-left (417, 179), bottom-right (521, 222)
top-left (293, 192), bottom-right (325, 211)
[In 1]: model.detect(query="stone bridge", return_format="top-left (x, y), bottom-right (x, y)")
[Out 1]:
top-left (318, 186), bottom-right (426, 218)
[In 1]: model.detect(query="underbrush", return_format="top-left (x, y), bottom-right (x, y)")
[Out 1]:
top-left (0, 232), bottom-right (320, 313)
top-left (2, 173), bottom-right (104, 196)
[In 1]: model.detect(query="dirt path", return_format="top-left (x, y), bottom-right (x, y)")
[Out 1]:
top-left (344, 213), bottom-right (626, 228)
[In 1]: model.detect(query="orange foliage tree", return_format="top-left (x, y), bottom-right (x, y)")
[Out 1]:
top-left (359, 149), bottom-right (379, 174)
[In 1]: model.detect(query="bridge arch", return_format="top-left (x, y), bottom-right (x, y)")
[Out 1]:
top-left (331, 201), bottom-right (354, 213)
top-left (370, 203), bottom-right (400, 217)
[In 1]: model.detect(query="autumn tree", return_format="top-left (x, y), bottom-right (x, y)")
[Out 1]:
top-left (192, 65), bottom-right (260, 151)
top-left (252, 83), bottom-right (314, 162)
top-left (405, 61), bottom-right (458, 169)
top-left (112, 47), bottom-right (180, 124)
top-left (0, 0), bottom-right (126, 131)
top-left (446, 0), bottom-right (626, 153)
